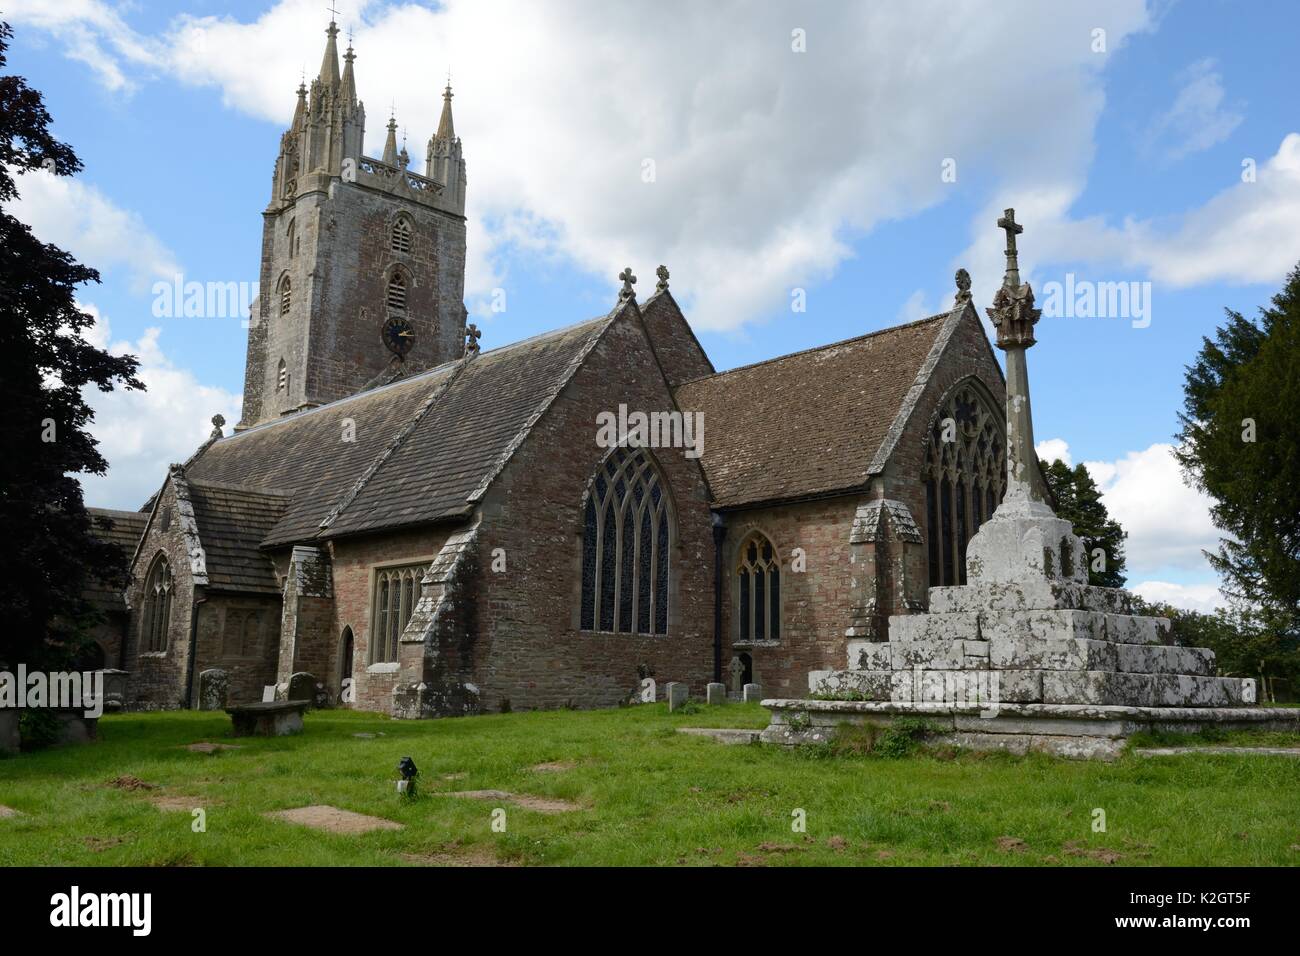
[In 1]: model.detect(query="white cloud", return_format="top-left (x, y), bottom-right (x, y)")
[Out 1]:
top-left (2, 0), bottom-right (159, 92)
top-left (77, 304), bottom-right (241, 510)
top-left (1035, 437), bottom-right (1073, 467)
top-left (11, 168), bottom-right (181, 292)
top-left (1143, 58), bottom-right (1244, 162)
top-left (8, 0), bottom-right (1156, 331)
top-left (1130, 580), bottom-right (1226, 614)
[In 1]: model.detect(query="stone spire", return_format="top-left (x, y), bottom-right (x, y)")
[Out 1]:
top-left (318, 18), bottom-right (341, 87)
top-left (382, 113), bottom-right (399, 165)
top-left (291, 79), bottom-right (308, 131)
top-left (436, 78), bottom-right (456, 142)
top-left (341, 37), bottom-right (357, 106)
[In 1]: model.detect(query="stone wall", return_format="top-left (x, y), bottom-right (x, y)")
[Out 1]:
top-left (468, 307), bottom-right (718, 712)
top-left (191, 595), bottom-right (281, 705)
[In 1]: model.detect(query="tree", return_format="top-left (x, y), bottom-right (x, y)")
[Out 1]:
top-left (1038, 457), bottom-right (1128, 588)
top-left (1174, 266), bottom-right (1300, 624)
top-left (0, 21), bottom-right (143, 669)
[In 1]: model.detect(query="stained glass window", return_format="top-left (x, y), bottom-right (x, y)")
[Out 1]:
top-left (922, 382), bottom-right (1007, 587)
top-left (579, 448), bottom-right (673, 634)
top-left (736, 531), bottom-right (781, 643)
top-left (141, 554), bottom-right (173, 653)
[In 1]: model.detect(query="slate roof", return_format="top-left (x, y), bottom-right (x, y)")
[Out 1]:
top-left (85, 508), bottom-right (148, 611)
top-left (186, 480), bottom-right (290, 594)
top-left (674, 312), bottom-right (950, 509)
top-left (185, 313), bottom-right (614, 550)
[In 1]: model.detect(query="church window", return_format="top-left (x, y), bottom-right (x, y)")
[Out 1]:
top-left (141, 554), bottom-right (173, 653)
top-left (286, 219), bottom-right (297, 258)
top-left (386, 272), bottom-right (408, 312)
top-left (370, 563), bottom-right (425, 664)
top-left (391, 217), bottom-right (413, 254)
top-left (922, 382), bottom-right (1006, 587)
top-left (579, 447), bottom-right (672, 635)
top-left (279, 275), bottom-right (292, 315)
top-left (277, 358), bottom-right (288, 392)
top-left (736, 532), bottom-right (781, 643)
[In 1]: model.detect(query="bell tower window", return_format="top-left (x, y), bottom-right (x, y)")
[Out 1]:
top-left (386, 272), bottom-right (407, 312)
top-left (279, 275), bottom-right (292, 316)
top-left (391, 217), bottom-right (413, 254)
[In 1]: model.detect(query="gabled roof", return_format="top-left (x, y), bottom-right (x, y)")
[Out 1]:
top-left (674, 311), bottom-right (952, 509)
top-left (186, 311), bottom-right (616, 548)
top-left (186, 480), bottom-right (290, 594)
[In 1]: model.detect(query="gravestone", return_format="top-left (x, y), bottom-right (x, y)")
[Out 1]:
top-left (98, 669), bottom-right (128, 711)
top-left (197, 668), bottom-right (229, 711)
top-left (262, 685), bottom-right (276, 703)
top-left (639, 677), bottom-right (656, 703)
top-left (666, 682), bottom-right (689, 712)
top-left (287, 672), bottom-right (316, 706)
top-left (743, 683), bottom-right (763, 703)
top-left (728, 656), bottom-right (746, 696)
top-left (706, 682), bottom-right (727, 706)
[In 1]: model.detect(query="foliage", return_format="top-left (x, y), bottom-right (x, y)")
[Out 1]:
top-left (1038, 458), bottom-right (1127, 588)
top-left (0, 22), bottom-right (142, 669)
top-left (1173, 265), bottom-right (1300, 626)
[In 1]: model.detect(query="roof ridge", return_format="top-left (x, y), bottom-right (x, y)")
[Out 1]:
top-left (676, 311), bottom-right (948, 388)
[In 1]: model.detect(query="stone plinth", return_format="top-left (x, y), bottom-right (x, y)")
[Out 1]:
top-left (227, 701), bottom-right (308, 737)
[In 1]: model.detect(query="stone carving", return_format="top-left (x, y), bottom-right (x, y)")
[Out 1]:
top-left (464, 322), bottom-right (481, 357)
top-left (618, 267), bottom-right (636, 302)
top-left (728, 656), bottom-right (746, 696)
top-left (953, 267), bottom-right (972, 306)
top-left (655, 264), bottom-right (670, 293)
top-left (209, 414), bottom-right (226, 440)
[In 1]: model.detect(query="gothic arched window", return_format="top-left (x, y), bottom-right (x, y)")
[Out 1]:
top-left (286, 219), bottom-right (297, 258)
top-left (579, 447), bottom-right (673, 635)
top-left (391, 217), bottom-right (413, 254)
top-left (141, 554), bottom-right (173, 653)
top-left (276, 358), bottom-right (288, 392)
top-left (278, 275), bottom-right (292, 315)
top-left (736, 531), bottom-right (780, 643)
top-left (386, 272), bottom-right (407, 312)
top-left (370, 564), bottom-right (424, 664)
top-left (922, 381), bottom-right (1006, 587)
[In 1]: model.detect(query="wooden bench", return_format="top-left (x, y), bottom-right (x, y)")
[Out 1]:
top-left (226, 701), bottom-right (309, 737)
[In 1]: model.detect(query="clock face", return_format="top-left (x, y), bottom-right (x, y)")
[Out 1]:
top-left (382, 316), bottom-right (415, 357)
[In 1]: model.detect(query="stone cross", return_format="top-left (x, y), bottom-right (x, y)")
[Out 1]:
top-left (728, 655), bottom-right (745, 695)
top-left (618, 267), bottom-right (637, 301)
top-left (464, 322), bottom-right (481, 357)
top-left (953, 268), bottom-right (972, 307)
top-left (655, 264), bottom-right (670, 293)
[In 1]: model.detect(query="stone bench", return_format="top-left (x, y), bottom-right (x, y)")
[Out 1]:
top-left (226, 701), bottom-right (308, 737)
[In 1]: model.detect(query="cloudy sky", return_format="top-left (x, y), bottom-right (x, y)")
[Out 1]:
top-left (5, 0), bottom-right (1299, 612)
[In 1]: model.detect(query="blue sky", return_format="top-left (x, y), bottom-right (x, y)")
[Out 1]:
top-left (6, 0), bottom-right (1299, 610)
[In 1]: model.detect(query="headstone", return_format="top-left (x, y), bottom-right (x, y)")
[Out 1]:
top-left (262, 685), bottom-right (276, 703)
top-left (743, 682), bottom-right (763, 703)
top-left (706, 682), bottom-right (727, 706)
top-left (287, 672), bottom-right (316, 705)
top-left (97, 669), bottom-right (128, 711)
top-left (197, 668), bottom-right (229, 711)
top-left (728, 656), bottom-right (746, 695)
top-left (666, 682), bottom-right (688, 712)
top-left (638, 677), bottom-right (656, 703)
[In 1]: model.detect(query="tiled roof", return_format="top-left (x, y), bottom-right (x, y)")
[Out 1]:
top-left (675, 313), bottom-right (949, 509)
top-left (187, 313), bottom-right (614, 548)
top-left (186, 480), bottom-right (290, 594)
top-left (85, 508), bottom-right (148, 610)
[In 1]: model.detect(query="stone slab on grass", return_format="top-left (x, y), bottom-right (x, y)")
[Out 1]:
top-left (677, 727), bottom-right (762, 746)
top-left (266, 805), bottom-right (404, 834)
top-left (433, 789), bottom-right (582, 814)
top-left (184, 742), bottom-right (241, 754)
top-left (1136, 746), bottom-right (1300, 759)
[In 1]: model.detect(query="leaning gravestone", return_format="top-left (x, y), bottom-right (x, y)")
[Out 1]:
top-left (197, 668), bottom-right (229, 711)
top-left (666, 682), bottom-right (689, 712)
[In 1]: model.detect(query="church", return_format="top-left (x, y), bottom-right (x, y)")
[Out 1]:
top-left (88, 19), bottom-right (1011, 717)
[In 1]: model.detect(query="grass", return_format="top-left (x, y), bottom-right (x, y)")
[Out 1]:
top-left (1, 703), bottom-right (1299, 866)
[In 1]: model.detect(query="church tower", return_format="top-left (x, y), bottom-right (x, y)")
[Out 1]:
top-left (238, 18), bottom-right (469, 429)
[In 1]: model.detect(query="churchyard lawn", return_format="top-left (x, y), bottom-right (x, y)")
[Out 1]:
top-left (2, 704), bottom-right (1298, 866)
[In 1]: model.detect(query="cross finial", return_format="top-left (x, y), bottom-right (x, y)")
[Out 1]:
top-left (953, 267), bottom-right (972, 307)
top-left (326, 2), bottom-right (340, 23)
top-left (618, 267), bottom-right (637, 302)
top-left (655, 264), bottom-right (670, 293)
top-left (996, 207), bottom-right (1024, 289)
top-left (464, 322), bottom-right (482, 357)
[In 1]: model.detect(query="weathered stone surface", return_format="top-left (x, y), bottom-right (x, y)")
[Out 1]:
top-left (286, 671), bottom-right (316, 704)
top-left (928, 581), bottom-right (1135, 616)
top-left (1104, 613), bottom-right (1169, 646)
top-left (989, 635), bottom-right (1117, 671)
top-left (197, 668), bottom-right (229, 711)
top-left (964, 512), bottom-right (1087, 586)
top-left (847, 641), bottom-right (892, 670)
top-left (888, 612), bottom-right (980, 643)
top-left (743, 682), bottom-right (763, 702)
top-left (1115, 643), bottom-right (1214, 676)
top-left (666, 682), bottom-right (689, 711)
top-left (809, 670), bottom-right (891, 699)
top-left (706, 682), bottom-right (727, 705)
top-left (227, 701), bottom-right (307, 736)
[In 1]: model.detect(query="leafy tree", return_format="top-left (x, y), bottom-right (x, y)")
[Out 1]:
top-left (1038, 457), bottom-right (1127, 588)
top-left (1174, 266), bottom-right (1300, 624)
top-left (0, 21), bottom-right (142, 669)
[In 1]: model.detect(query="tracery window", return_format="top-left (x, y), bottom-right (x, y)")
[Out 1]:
top-left (391, 217), bottom-right (413, 254)
top-left (386, 272), bottom-right (407, 312)
top-left (736, 532), bottom-right (780, 643)
top-left (279, 275), bottom-right (292, 315)
top-left (371, 563), bottom-right (424, 664)
top-left (579, 447), bottom-right (672, 635)
top-left (922, 382), bottom-right (1006, 587)
top-left (141, 554), bottom-right (173, 653)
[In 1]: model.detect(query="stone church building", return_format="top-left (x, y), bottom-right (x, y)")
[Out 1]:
top-left (88, 20), bottom-right (1011, 717)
